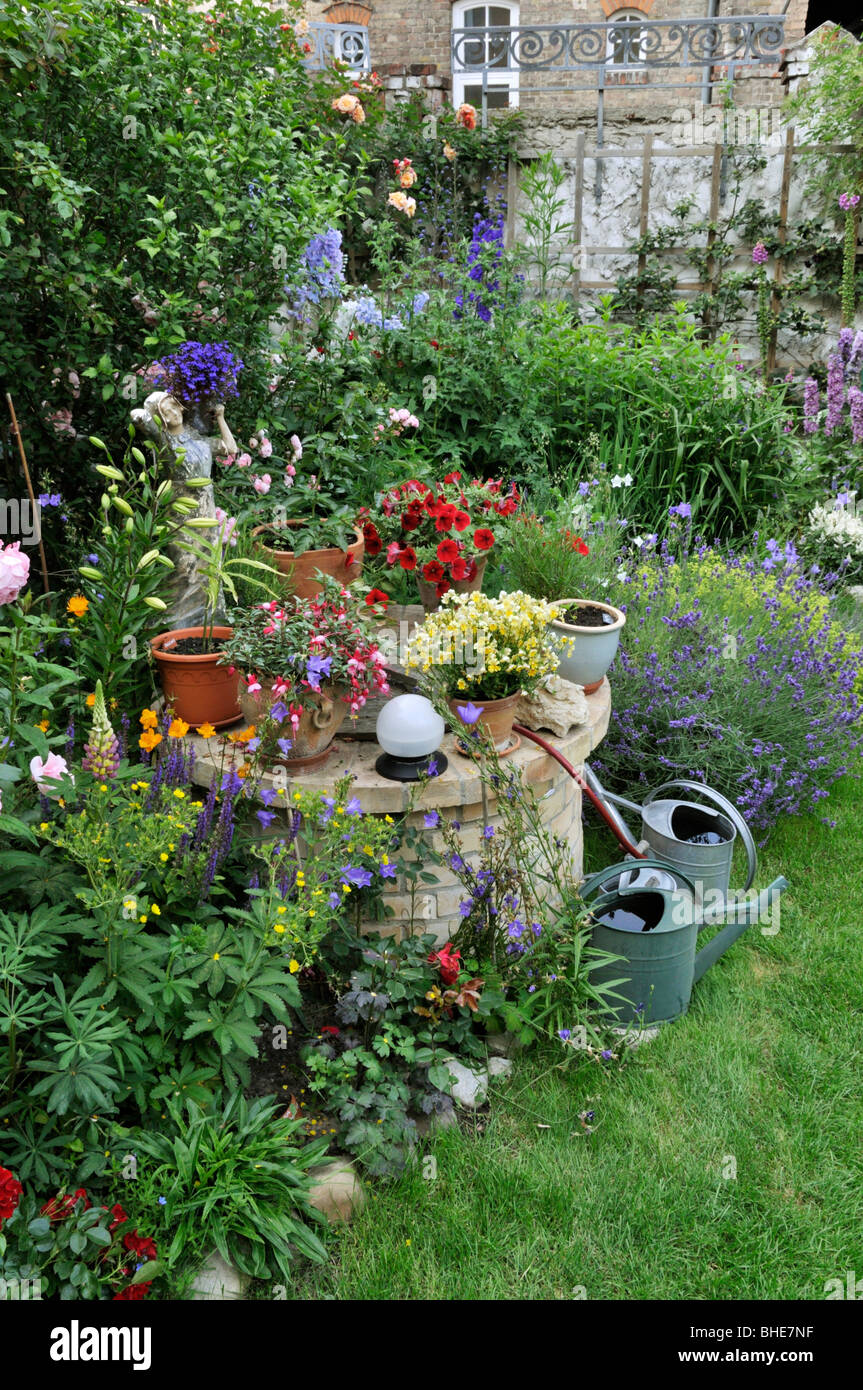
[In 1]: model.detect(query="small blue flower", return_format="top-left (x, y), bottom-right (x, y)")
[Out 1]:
top-left (456, 702), bottom-right (482, 725)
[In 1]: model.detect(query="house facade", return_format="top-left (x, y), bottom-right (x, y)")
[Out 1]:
top-left (300, 1), bottom-right (821, 120)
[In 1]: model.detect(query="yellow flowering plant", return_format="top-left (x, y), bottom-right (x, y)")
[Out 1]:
top-left (243, 775), bottom-right (398, 970)
top-left (405, 588), bottom-right (565, 700)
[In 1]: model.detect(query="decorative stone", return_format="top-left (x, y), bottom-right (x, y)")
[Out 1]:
top-left (487, 1056), bottom-right (513, 1080)
top-left (190, 1250), bottom-right (249, 1301)
top-left (413, 1107), bottom-right (458, 1138)
top-left (486, 1031), bottom-right (524, 1058)
top-left (308, 1158), bottom-right (366, 1223)
top-left (515, 675), bottom-right (589, 737)
top-left (439, 1055), bottom-right (488, 1110)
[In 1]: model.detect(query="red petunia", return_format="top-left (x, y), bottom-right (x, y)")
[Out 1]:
top-left (435, 580), bottom-right (450, 599)
top-left (398, 547), bottom-right (417, 571)
top-left (435, 504), bottom-right (457, 532)
top-left (422, 560), bottom-right (445, 583)
top-left (401, 510), bottom-right (421, 531)
top-left (473, 528), bottom-right (495, 551)
top-left (450, 556), bottom-right (470, 581)
top-left (0, 1167), bottom-right (23, 1225)
top-left (362, 521), bottom-right (380, 541)
top-left (443, 470), bottom-right (461, 484)
top-left (364, 534), bottom-right (382, 557)
top-left (436, 539), bottom-right (459, 564)
top-left (452, 509), bottom-right (471, 531)
top-left (365, 589), bottom-right (390, 609)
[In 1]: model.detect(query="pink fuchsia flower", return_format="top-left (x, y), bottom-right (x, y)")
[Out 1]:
top-left (751, 242), bottom-right (769, 266)
top-left (30, 751), bottom-right (72, 796)
top-left (245, 677), bottom-right (262, 695)
top-left (839, 192), bottom-right (861, 211)
top-left (259, 438), bottom-right (273, 459)
top-left (0, 542), bottom-right (31, 606)
top-left (252, 474), bottom-right (271, 495)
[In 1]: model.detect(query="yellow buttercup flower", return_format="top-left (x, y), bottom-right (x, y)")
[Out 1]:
top-left (274, 924), bottom-right (286, 934)
top-left (150, 904), bottom-right (161, 916)
top-left (168, 718), bottom-right (189, 738)
top-left (139, 729), bottom-right (162, 752)
top-left (196, 723), bottom-right (217, 739)
top-left (288, 959), bottom-right (301, 973)
top-left (139, 709), bottom-right (159, 730)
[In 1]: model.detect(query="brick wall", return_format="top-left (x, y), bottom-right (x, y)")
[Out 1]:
top-left (301, 0), bottom-right (809, 115)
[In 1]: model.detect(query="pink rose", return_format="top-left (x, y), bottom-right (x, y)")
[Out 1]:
top-left (290, 435), bottom-right (302, 462)
top-left (252, 474), bottom-right (271, 495)
top-left (259, 439), bottom-right (273, 459)
top-left (0, 542), bottom-right (31, 606)
top-left (236, 453), bottom-right (252, 469)
top-left (30, 752), bottom-right (72, 796)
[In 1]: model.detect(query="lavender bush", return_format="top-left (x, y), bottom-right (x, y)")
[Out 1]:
top-left (593, 533), bottom-right (863, 836)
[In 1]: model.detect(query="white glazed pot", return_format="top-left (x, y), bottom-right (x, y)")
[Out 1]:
top-left (550, 598), bottom-right (626, 694)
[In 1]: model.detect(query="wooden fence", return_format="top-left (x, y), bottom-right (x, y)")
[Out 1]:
top-left (506, 131), bottom-right (860, 368)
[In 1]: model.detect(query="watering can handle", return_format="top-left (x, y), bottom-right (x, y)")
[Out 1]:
top-left (642, 781), bottom-right (757, 893)
top-left (579, 858), bottom-right (697, 902)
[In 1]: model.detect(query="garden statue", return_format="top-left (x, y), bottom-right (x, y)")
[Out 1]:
top-left (131, 391), bottom-right (238, 629)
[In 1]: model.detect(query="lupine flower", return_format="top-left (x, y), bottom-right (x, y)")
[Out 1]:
top-left (81, 682), bottom-right (120, 780)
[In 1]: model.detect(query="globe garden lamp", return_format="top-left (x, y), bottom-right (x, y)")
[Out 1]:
top-left (375, 694), bottom-right (448, 781)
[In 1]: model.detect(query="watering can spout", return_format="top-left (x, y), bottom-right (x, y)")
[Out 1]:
top-left (692, 876), bottom-right (789, 985)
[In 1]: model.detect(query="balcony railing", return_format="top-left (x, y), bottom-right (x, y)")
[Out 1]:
top-left (451, 16), bottom-right (786, 91)
top-left (301, 22), bottom-right (370, 73)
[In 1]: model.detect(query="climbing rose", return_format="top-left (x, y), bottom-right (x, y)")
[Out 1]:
top-left (456, 103), bottom-right (477, 130)
top-left (0, 1167), bottom-right (23, 1225)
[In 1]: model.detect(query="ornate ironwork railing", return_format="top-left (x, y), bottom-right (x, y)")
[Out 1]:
top-left (302, 23), bottom-right (371, 73)
top-left (451, 16), bottom-right (785, 89)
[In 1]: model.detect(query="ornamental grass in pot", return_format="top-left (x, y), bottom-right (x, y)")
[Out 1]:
top-left (219, 434), bottom-right (363, 599)
top-left (150, 511), bottom-right (279, 729)
top-left (363, 473), bottom-right (519, 612)
top-left (405, 589), bottom-right (564, 751)
top-left (219, 576), bottom-right (391, 769)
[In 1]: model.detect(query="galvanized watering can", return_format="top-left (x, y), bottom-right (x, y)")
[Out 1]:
top-left (582, 771), bottom-right (761, 927)
top-left (581, 857), bottom-right (788, 1026)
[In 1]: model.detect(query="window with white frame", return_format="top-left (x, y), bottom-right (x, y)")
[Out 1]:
top-left (452, 3), bottom-right (520, 111)
top-left (606, 8), bottom-right (647, 67)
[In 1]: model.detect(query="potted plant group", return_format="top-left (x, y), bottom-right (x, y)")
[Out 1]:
top-left (218, 577), bottom-right (391, 769)
top-left (363, 473), bottom-right (519, 613)
top-left (150, 511), bottom-right (278, 728)
top-left (222, 435), bottom-right (364, 599)
top-left (405, 589), bottom-right (563, 751)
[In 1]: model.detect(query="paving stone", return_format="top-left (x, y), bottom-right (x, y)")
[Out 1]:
top-left (189, 1250), bottom-right (249, 1301)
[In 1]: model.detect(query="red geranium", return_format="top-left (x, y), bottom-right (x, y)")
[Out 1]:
top-left (473, 528), bottom-right (495, 551)
top-left (437, 538), bottom-right (459, 564)
top-left (398, 546), bottom-right (417, 571)
top-left (41, 1188), bottom-right (90, 1222)
top-left (0, 1167), bottom-right (23, 1226)
top-left (422, 560), bottom-right (445, 583)
top-left (429, 945), bottom-right (461, 986)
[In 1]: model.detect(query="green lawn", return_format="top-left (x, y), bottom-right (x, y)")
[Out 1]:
top-left (290, 776), bottom-right (863, 1301)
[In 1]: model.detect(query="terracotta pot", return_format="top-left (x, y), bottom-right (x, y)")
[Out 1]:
top-left (237, 678), bottom-right (349, 763)
top-left (416, 555), bottom-right (487, 613)
top-left (549, 598), bottom-right (626, 695)
top-left (252, 522), bottom-right (364, 600)
top-left (150, 626), bottom-right (241, 728)
top-left (448, 690), bottom-right (520, 752)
